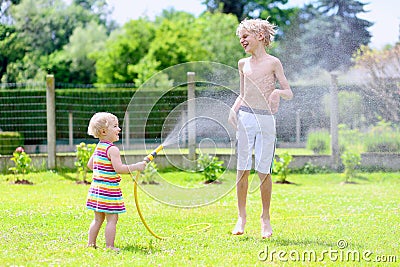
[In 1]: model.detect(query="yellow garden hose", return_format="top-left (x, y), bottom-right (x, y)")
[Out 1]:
top-left (131, 145), bottom-right (211, 240)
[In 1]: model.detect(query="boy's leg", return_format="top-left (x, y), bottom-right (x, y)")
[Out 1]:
top-left (105, 213), bottom-right (119, 251)
top-left (259, 172), bottom-right (273, 238)
top-left (232, 169), bottom-right (250, 235)
top-left (88, 211), bottom-right (105, 247)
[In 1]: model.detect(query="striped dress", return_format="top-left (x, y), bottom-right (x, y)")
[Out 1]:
top-left (86, 141), bottom-right (126, 213)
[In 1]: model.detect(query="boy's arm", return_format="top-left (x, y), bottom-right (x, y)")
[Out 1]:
top-left (108, 146), bottom-right (146, 174)
top-left (273, 58), bottom-right (293, 100)
top-left (228, 59), bottom-right (245, 128)
top-left (232, 59), bottom-right (246, 112)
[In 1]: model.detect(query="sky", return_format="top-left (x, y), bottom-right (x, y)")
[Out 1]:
top-left (107, 0), bottom-right (399, 49)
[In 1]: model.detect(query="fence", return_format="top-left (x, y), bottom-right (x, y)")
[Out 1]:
top-left (3, 72), bottom-right (400, 171)
top-left (0, 73), bottom-right (342, 170)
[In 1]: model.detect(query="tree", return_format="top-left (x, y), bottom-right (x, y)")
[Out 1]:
top-left (1, 0), bottom-right (110, 82)
top-left (0, 0), bottom-right (20, 23)
top-left (95, 18), bottom-right (156, 84)
top-left (203, 0), bottom-right (297, 34)
top-left (352, 45), bottom-right (400, 123)
top-left (277, 0), bottom-right (372, 80)
top-left (0, 24), bottom-right (25, 81)
top-left (146, 11), bottom-right (210, 70)
top-left (303, 0), bottom-right (372, 72)
top-left (196, 12), bottom-right (243, 67)
top-left (45, 21), bottom-right (107, 83)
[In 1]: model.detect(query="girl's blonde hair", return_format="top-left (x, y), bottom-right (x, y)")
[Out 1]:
top-left (87, 112), bottom-right (118, 138)
top-left (236, 18), bottom-right (277, 47)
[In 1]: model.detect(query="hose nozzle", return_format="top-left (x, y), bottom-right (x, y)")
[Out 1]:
top-left (144, 144), bottom-right (164, 162)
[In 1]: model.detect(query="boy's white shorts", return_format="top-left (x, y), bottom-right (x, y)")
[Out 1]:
top-left (236, 109), bottom-right (276, 174)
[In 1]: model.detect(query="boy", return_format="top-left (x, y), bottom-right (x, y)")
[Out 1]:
top-left (228, 18), bottom-right (293, 238)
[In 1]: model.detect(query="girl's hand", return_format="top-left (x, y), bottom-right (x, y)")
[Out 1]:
top-left (133, 161), bottom-right (147, 172)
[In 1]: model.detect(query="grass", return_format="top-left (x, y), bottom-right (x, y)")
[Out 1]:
top-left (1, 171), bottom-right (399, 266)
top-left (120, 147), bottom-right (316, 156)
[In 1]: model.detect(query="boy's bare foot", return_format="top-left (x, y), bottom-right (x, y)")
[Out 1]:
top-left (232, 217), bottom-right (246, 235)
top-left (106, 246), bottom-right (120, 252)
top-left (261, 218), bottom-right (273, 239)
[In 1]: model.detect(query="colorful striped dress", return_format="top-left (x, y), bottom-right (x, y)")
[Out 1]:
top-left (86, 141), bottom-right (126, 213)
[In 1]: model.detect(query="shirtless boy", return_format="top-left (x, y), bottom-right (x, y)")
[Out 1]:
top-left (228, 18), bottom-right (293, 238)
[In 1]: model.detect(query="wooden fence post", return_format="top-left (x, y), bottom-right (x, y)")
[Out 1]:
top-left (187, 72), bottom-right (196, 161)
top-left (46, 75), bottom-right (56, 169)
top-left (330, 72), bottom-right (340, 170)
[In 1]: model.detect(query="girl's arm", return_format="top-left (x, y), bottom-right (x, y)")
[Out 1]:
top-left (108, 146), bottom-right (146, 174)
top-left (87, 155), bottom-right (94, 170)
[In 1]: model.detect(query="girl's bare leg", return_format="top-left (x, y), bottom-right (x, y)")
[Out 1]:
top-left (105, 213), bottom-right (119, 251)
top-left (88, 211), bottom-right (105, 248)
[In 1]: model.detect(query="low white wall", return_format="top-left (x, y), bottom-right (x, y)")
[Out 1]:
top-left (1, 153), bottom-right (400, 173)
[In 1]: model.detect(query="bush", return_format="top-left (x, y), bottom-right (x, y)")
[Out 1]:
top-left (141, 161), bottom-right (159, 184)
top-left (9, 146), bottom-right (32, 183)
top-left (338, 124), bottom-right (364, 152)
top-left (273, 152), bottom-right (292, 183)
top-left (294, 162), bottom-right (331, 174)
top-left (0, 132), bottom-right (24, 155)
top-left (364, 120), bottom-right (400, 152)
top-left (306, 129), bottom-right (331, 154)
top-left (341, 151), bottom-right (361, 182)
top-left (75, 142), bottom-right (96, 183)
top-left (197, 154), bottom-right (225, 183)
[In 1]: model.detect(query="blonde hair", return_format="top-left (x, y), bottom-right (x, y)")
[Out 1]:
top-left (236, 18), bottom-right (277, 47)
top-left (87, 112), bottom-right (118, 138)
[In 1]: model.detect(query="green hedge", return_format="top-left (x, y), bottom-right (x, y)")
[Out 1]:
top-left (0, 131), bottom-right (24, 155)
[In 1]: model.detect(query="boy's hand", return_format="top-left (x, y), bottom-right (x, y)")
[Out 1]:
top-left (228, 109), bottom-right (238, 129)
top-left (268, 90), bottom-right (280, 114)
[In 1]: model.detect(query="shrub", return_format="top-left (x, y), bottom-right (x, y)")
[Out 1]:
top-left (364, 120), bottom-right (400, 152)
top-left (273, 152), bottom-right (292, 183)
top-left (75, 142), bottom-right (96, 183)
top-left (338, 124), bottom-right (364, 153)
top-left (295, 162), bottom-right (331, 174)
top-left (141, 161), bottom-right (159, 184)
top-left (0, 132), bottom-right (24, 155)
top-left (341, 151), bottom-right (361, 183)
top-left (197, 154), bottom-right (225, 183)
top-left (306, 129), bottom-right (331, 154)
top-left (9, 146), bottom-right (32, 182)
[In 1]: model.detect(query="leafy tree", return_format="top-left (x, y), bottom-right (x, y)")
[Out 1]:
top-left (0, 24), bottom-right (25, 81)
top-left (303, 0), bottom-right (372, 72)
top-left (352, 45), bottom-right (400, 123)
top-left (196, 12), bottom-right (243, 67)
top-left (46, 21), bottom-right (107, 83)
top-left (146, 11), bottom-right (210, 70)
top-left (1, 0), bottom-right (111, 82)
top-left (95, 18), bottom-right (156, 84)
top-left (203, 0), bottom-right (297, 33)
top-left (0, 0), bottom-right (20, 23)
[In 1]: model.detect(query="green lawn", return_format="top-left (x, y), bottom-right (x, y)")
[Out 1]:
top-left (1, 171), bottom-right (399, 266)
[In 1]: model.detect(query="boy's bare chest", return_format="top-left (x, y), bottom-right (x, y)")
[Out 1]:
top-left (242, 61), bottom-right (275, 86)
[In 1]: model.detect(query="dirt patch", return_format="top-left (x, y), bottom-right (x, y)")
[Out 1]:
top-left (274, 180), bottom-right (295, 184)
top-left (14, 179), bottom-right (34, 185)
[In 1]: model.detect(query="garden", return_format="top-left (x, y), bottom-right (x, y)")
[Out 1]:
top-left (1, 143), bottom-right (399, 266)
